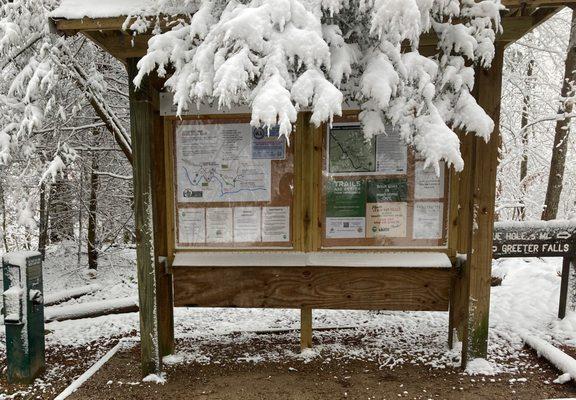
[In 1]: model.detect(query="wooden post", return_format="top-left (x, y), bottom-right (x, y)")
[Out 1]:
top-left (298, 112), bottom-right (319, 351)
top-left (459, 47), bottom-right (505, 367)
top-left (558, 256), bottom-right (572, 319)
top-left (300, 306), bottom-right (313, 350)
top-left (151, 102), bottom-right (175, 357)
top-left (448, 130), bottom-right (475, 349)
top-left (127, 58), bottom-right (166, 376)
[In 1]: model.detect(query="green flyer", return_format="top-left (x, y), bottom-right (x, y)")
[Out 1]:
top-left (326, 180), bottom-right (366, 217)
top-left (367, 178), bottom-right (408, 203)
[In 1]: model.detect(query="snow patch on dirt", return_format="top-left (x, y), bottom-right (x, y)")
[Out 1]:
top-left (465, 358), bottom-right (497, 376)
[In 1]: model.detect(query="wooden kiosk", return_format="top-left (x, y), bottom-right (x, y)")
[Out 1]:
top-left (50, 0), bottom-right (570, 376)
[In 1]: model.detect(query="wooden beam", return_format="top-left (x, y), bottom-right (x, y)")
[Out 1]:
top-left (300, 307), bottom-right (313, 350)
top-left (460, 47), bottom-right (505, 367)
top-left (83, 31), bottom-right (150, 63)
top-left (502, 0), bottom-right (576, 7)
top-left (53, 17), bottom-right (131, 32)
top-left (173, 266), bottom-right (452, 311)
top-left (55, 7), bottom-right (564, 60)
top-left (127, 58), bottom-right (162, 377)
top-left (52, 15), bottom-right (188, 33)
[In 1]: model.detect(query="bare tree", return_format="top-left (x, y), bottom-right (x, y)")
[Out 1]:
top-left (87, 132), bottom-right (100, 270)
top-left (0, 173), bottom-right (8, 252)
top-left (515, 58), bottom-right (535, 221)
top-left (542, 11), bottom-right (576, 220)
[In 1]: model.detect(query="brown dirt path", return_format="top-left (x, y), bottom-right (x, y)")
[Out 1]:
top-left (67, 338), bottom-right (576, 400)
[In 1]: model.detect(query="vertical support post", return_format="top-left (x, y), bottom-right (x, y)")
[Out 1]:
top-left (150, 100), bottom-right (175, 357)
top-left (449, 131), bottom-right (475, 349)
top-left (297, 112), bottom-right (319, 351)
top-left (570, 257), bottom-right (576, 313)
top-left (127, 58), bottom-right (162, 376)
top-left (460, 47), bottom-right (504, 367)
top-left (300, 306), bottom-right (313, 350)
top-left (558, 256), bottom-right (571, 319)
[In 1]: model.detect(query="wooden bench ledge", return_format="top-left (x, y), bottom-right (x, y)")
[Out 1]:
top-left (172, 251), bottom-right (452, 269)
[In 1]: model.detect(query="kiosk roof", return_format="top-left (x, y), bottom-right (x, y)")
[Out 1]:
top-left (51, 0), bottom-right (191, 19)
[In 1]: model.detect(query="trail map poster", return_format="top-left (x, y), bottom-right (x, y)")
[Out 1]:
top-left (327, 124), bottom-right (407, 175)
top-left (176, 122), bottom-right (271, 203)
top-left (328, 125), bottom-right (375, 173)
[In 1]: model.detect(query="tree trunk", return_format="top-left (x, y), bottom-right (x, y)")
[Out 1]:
top-left (87, 139), bottom-right (99, 270)
top-left (0, 176), bottom-right (8, 252)
top-left (515, 59), bottom-right (534, 221)
top-left (77, 167), bottom-right (84, 268)
top-left (49, 176), bottom-right (75, 243)
top-left (541, 11), bottom-right (576, 221)
top-left (38, 181), bottom-right (49, 260)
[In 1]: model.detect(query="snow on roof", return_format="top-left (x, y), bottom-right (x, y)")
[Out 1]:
top-left (50, 0), bottom-right (193, 20)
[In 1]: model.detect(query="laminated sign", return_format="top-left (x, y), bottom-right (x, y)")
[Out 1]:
top-left (366, 179), bottom-right (408, 238)
top-left (176, 123), bottom-right (272, 203)
top-left (326, 180), bottom-right (366, 238)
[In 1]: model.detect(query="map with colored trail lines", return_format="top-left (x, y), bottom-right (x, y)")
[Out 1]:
top-left (328, 125), bottom-right (376, 173)
top-left (181, 162), bottom-right (269, 201)
top-left (176, 122), bottom-right (271, 203)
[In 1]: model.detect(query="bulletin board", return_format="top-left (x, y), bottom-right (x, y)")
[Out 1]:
top-left (321, 115), bottom-right (449, 248)
top-left (173, 117), bottom-right (294, 249)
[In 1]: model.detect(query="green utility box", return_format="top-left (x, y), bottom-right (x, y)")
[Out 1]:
top-left (2, 251), bottom-right (45, 384)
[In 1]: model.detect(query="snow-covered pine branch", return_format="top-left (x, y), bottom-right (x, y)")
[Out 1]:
top-left (135, 0), bottom-right (503, 172)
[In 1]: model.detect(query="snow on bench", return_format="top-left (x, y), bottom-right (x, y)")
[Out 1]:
top-left (172, 252), bottom-right (452, 269)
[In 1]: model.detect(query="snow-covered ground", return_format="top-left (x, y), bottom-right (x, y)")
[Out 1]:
top-left (1, 247), bottom-right (575, 396)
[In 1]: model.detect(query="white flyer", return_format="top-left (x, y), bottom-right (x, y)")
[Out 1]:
top-left (366, 202), bottom-right (407, 238)
top-left (234, 207), bottom-right (262, 242)
top-left (262, 207), bottom-right (290, 242)
top-left (178, 208), bottom-right (205, 244)
top-left (326, 217), bottom-right (366, 238)
top-left (413, 202), bottom-right (444, 239)
top-left (206, 208), bottom-right (233, 243)
top-left (375, 129), bottom-right (407, 174)
top-left (176, 123), bottom-right (271, 203)
top-left (415, 161), bottom-right (444, 199)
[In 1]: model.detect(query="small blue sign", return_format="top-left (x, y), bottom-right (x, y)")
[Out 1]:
top-left (252, 126), bottom-right (286, 160)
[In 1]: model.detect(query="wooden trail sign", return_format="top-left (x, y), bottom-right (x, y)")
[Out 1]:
top-left (493, 222), bottom-right (576, 258)
top-left (492, 221), bottom-right (576, 319)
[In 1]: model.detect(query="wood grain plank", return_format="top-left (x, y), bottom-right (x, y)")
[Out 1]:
top-left (173, 266), bottom-right (452, 311)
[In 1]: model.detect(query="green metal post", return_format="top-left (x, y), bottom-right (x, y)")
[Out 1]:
top-left (2, 251), bottom-right (46, 384)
